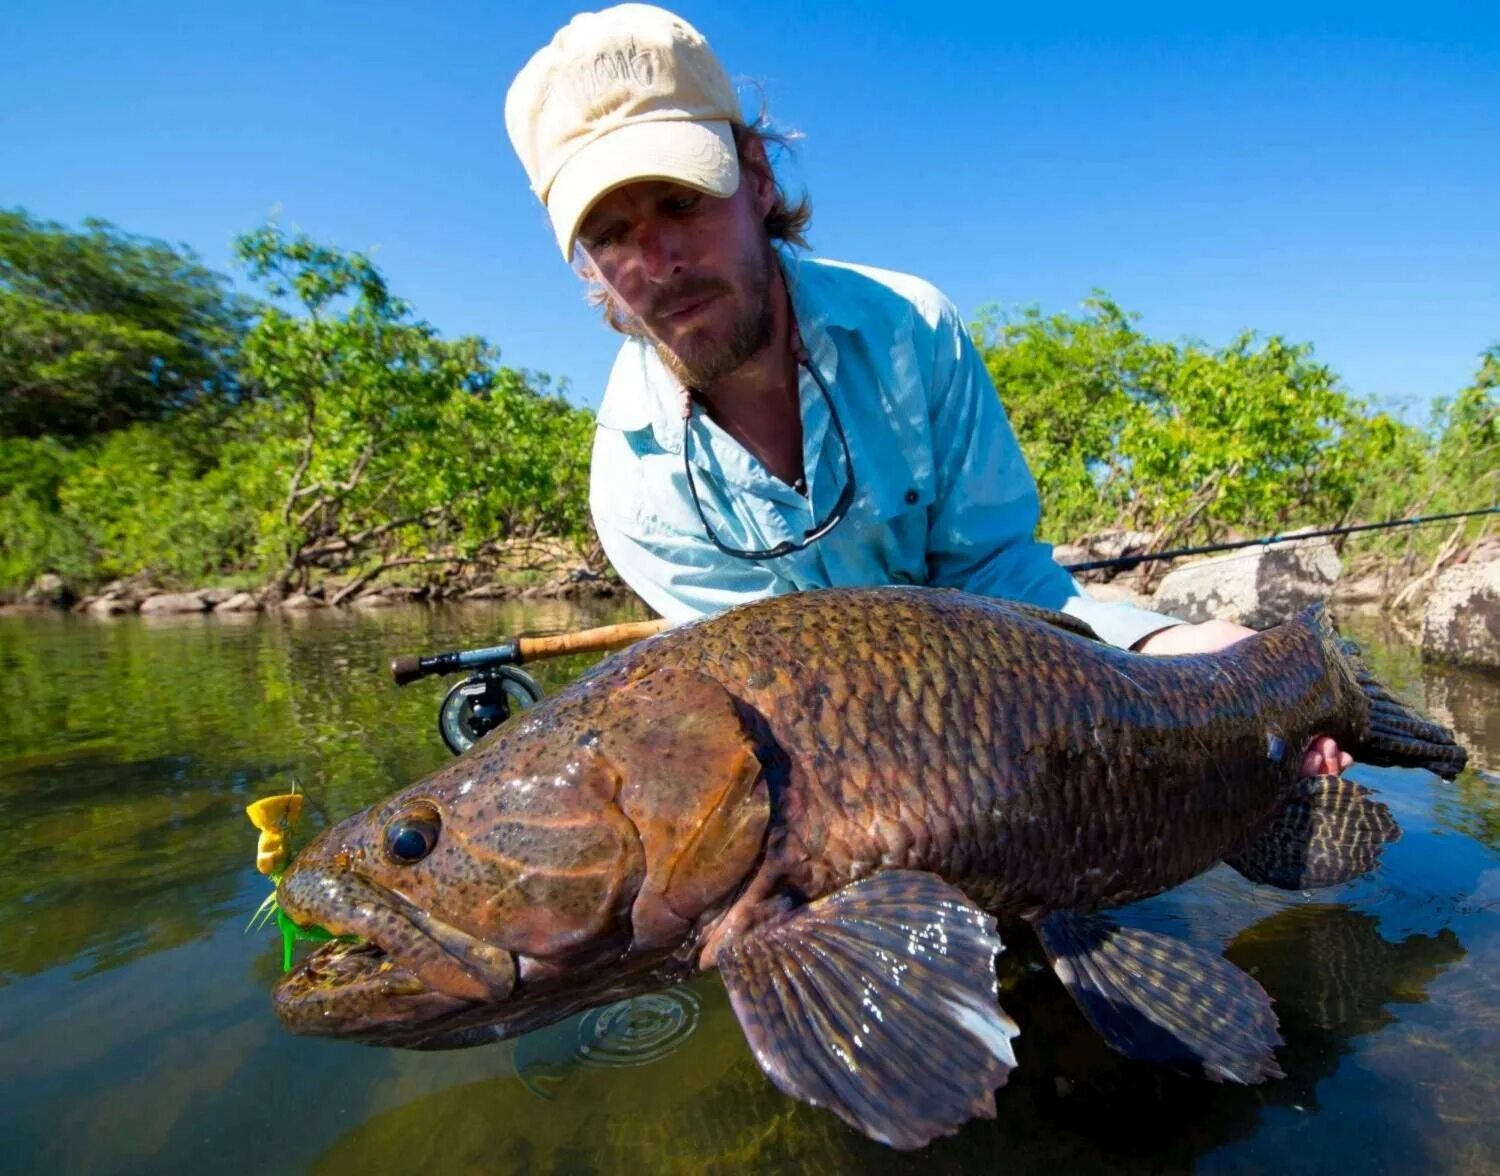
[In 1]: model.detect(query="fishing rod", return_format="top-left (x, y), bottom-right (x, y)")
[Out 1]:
top-left (391, 619), bottom-right (672, 755)
top-left (389, 619), bottom-right (669, 687)
top-left (395, 505), bottom-right (1494, 753)
top-left (1062, 506), bottom-right (1499, 573)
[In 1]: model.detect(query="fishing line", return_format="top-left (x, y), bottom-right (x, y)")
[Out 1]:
top-left (1061, 506), bottom-right (1498, 574)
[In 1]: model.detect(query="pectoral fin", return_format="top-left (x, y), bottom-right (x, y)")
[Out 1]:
top-left (716, 870), bottom-right (1018, 1150)
top-left (1032, 910), bottom-right (1283, 1083)
top-left (1225, 774), bottom-right (1400, 890)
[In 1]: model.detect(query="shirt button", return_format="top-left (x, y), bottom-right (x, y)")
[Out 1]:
top-left (905, 489), bottom-right (919, 505)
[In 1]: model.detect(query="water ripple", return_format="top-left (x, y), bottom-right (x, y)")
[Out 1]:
top-left (575, 990), bottom-right (702, 1069)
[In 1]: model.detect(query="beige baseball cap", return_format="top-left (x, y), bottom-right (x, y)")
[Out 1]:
top-left (505, 4), bottom-right (742, 260)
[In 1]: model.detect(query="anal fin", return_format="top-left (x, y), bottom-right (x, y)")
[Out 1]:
top-left (716, 870), bottom-right (1018, 1151)
top-left (1032, 910), bottom-right (1283, 1083)
top-left (1225, 774), bottom-right (1400, 890)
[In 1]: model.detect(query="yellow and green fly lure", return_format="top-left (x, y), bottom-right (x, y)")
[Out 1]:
top-left (244, 785), bottom-right (347, 970)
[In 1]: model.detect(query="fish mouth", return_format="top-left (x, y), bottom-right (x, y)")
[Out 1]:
top-left (271, 866), bottom-right (516, 1043)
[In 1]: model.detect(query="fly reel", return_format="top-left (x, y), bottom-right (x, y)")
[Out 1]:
top-left (436, 666), bottom-right (545, 755)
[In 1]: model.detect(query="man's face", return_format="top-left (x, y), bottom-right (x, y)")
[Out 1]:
top-left (574, 161), bottom-right (778, 389)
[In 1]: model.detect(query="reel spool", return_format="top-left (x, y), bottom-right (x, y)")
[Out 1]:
top-left (437, 666), bottom-right (545, 756)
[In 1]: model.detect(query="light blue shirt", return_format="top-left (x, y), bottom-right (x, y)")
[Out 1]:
top-left (588, 252), bottom-right (1183, 650)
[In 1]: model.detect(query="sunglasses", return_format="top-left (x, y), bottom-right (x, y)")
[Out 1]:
top-left (683, 357), bottom-right (855, 561)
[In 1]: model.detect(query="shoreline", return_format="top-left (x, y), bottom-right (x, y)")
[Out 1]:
top-left (4, 530), bottom-right (1494, 670)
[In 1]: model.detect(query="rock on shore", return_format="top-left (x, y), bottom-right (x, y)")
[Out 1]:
top-left (139, 592), bottom-right (213, 615)
top-left (1151, 536), bottom-right (1342, 629)
top-left (1422, 558), bottom-right (1500, 669)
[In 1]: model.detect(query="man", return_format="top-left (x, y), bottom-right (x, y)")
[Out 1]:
top-left (504, 4), bottom-right (1347, 778)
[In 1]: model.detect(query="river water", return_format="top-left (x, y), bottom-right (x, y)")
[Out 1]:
top-left (0, 602), bottom-right (1495, 1174)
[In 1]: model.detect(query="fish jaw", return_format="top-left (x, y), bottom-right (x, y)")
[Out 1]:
top-left (272, 864), bottom-right (516, 1043)
top-left (271, 857), bottom-right (700, 1046)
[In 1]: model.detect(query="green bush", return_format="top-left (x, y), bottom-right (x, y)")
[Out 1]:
top-left (3, 206), bottom-right (1491, 602)
top-left (974, 296), bottom-right (1496, 565)
top-left (231, 224), bottom-right (594, 597)
top-left (0, 216), bottom-right (597, 599)
top-left (0, 209), bottom-right (253, 438)
top-left (0, 435), bottom-right (92, 588)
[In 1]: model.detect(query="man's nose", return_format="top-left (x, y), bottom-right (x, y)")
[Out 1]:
top-left (638, 221), bottom-right (685, 284)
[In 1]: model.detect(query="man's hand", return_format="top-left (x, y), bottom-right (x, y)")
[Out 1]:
top-left (1131, 619), bottom-right (1257, 658)
top-left (1133, 621), bottom-right (1354, 779)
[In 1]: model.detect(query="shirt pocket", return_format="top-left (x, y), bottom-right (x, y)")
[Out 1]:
top-left (855, 475), bottom-right (933, 585)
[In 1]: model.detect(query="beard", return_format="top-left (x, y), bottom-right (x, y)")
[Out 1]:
top-left (594, 234), bottom-right (777, 390)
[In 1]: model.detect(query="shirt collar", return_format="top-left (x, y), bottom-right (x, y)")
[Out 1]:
top-left (594, 250), bottom-right (855, 453)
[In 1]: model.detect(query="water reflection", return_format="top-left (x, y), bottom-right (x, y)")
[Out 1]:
top-left (0, 750), bottom-right (271, 982)
top-left (0, 600), bottom-right (641, 985)
top-left (1234, 904), bottom-right (1463, 1034)
top-left (302, 903), bottom-right (1472, 1174)
top-left (1420, 661), bottom-right (1498, 774)
top-left (0, 603), bottom-right (1494, 1174)
top-left (1423, 669), bottom-right (1500, 849)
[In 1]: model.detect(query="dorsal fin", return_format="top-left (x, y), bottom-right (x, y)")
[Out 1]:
top-left (986, 598), bottom-right (1103, 643)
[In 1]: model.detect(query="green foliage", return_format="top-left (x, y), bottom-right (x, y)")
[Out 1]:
top-left (56, 415), bottom-right (263, 584)
top-left (0, 419), bottom-right (265, 592)
top-left (0, 216), bottom-right (595, 598)
top-left (973, 296), bottom-right (1496, 560)
top-left (231, 224), bottom-right (594, 597)
top-left (1437, 345), bottom-right (1499, 483)
top-left (0, 435), bottom-right (92, 585)
top-left (0, 209), bottom-right (253, 438)
top-left (972, 298), bottom-right (1138, 535)
top-left (1347, 346), bottom-right (1498, 567)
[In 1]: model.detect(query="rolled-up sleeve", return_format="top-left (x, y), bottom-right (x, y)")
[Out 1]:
top-left (922, 304), bottom-right (1184, 650)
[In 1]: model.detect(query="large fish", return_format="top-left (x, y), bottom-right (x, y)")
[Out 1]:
top-left (272, 588), bottom-right (1466, 1148)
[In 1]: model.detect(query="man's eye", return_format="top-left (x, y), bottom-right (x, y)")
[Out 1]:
top-left (664, 193), bottom-right (701, 215)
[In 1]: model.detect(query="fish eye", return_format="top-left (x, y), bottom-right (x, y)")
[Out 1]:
top-left (384, 806), bottom-right (441, 864)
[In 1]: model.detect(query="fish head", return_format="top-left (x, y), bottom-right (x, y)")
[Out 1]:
top-left (271, 666), bottom-right (770, 1045)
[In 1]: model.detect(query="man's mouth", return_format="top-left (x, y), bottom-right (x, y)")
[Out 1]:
top-left (657, 293), bottom-right (716, 322)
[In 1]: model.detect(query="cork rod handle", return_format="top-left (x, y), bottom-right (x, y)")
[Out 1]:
top-left (516, 618), bottom-right (672, 661)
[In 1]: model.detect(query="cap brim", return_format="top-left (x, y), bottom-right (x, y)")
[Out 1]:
top-left (548, 119), bottom-right (739, 260)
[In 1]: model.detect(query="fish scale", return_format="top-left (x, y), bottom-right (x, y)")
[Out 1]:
top-left (527, 587), bottom-right (1345, 912)
top-left (272, 585), bottom-right (1466, 1151)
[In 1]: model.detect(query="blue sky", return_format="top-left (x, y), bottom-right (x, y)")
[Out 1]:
top-left (4, 1), bottom-right (1497, 419)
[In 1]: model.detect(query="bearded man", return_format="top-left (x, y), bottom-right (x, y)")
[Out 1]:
top-left (504, 4), bottom-right (1348, 779)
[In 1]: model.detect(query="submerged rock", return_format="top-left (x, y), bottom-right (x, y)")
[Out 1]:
top-left (1422, 560), bottom-right (1500, 669)
top-left (1331, 574), bottom-right (1387, 609)
top-left (461, 581), bottom-right (515, 599)
top-left (96, 575), bottom-right (160, 605)
top-left (1153, 536), bottom-right (1342, 629)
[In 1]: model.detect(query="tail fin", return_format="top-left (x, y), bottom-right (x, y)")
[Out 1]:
top-left (1338, 637), bottom-right (1468, 779)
